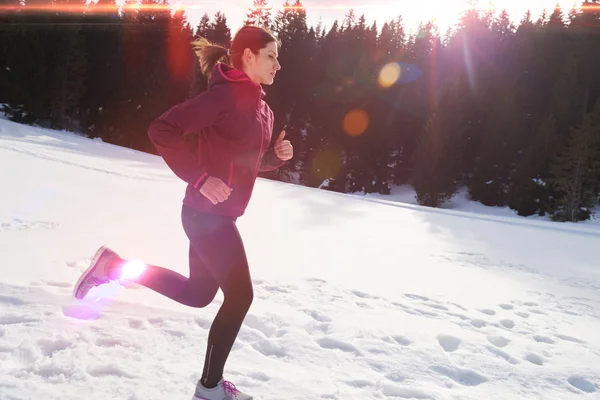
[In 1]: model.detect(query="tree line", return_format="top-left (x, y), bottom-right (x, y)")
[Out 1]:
top-left (1, 0), bottom-right (600, 221)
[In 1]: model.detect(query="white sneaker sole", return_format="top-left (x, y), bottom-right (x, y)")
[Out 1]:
top-left (73, 245), bottom-right (109, 300)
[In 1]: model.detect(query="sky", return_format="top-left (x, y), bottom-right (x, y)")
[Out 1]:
top-left (1, 111), bottom-right (600, 399)
top-left (178, 0), bottom-right (581, 35)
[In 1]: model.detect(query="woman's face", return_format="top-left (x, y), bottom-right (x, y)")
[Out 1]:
top-left (243, 41), bottom-right (281, 85)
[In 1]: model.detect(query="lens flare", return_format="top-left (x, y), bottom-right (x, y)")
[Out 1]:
top-left (343, 109), bottom-right (369, 136)
top-left (378, 63), bottom-right (402, 88)
top-left (312, 149), bottom-right (342, 181)
top-left (120, 259), bottom-right (146, 281)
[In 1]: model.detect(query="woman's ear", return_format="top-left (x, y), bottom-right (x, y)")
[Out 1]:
top-left (243, 48), bottom-right (254, 64)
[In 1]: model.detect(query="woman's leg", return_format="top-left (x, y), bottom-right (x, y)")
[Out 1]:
top-left (127, 243), bottom-right (219, 308)
top-left (180, 207), bottom-right (254, 389)
top-left (105, 206), bottom-right (220, 308)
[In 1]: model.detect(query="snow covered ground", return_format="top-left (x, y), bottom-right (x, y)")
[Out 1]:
top-left (352, 185), bottom-right (600, 230)
top-left (1, 117), bottom-right (599, 400)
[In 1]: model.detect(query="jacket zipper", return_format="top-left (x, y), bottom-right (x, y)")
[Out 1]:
top-left (227, 161), bottom-right (234, 188)
top-left (242, 94), bottom-right (266, 210)
top-left (255, 96), bottom-right (265, 175)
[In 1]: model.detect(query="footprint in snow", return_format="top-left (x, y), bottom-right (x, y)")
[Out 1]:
top-left (147, 317), bottom-right (166, 327)
top-left (555, 334), bottom-right (585, 344)
top-left (437, 334), bottom-right (461, 352)
top-left (305, 321), bottom-right (331, 335)
top-left (62, 304), bottom-right (102, 320)
top-left (515, 311), bottom-right (529, 318)
top-left (568, 376), bottom-right (597, 393)
top-left (525, 353), bottom-right (544, 366)
top-left (425, 303), bottom-right (449, 311)
top-left (242, 313), bottom-right (279, 338)
top-left (470, 319), bottom-right (487, 328)
top-left (0, 295), bottom-right (27, 306)
top-left (414, 308), bottom-right (440, 319)
top-left (128, 318), bottom-right (151, 329)
top-left (303, 309), bottom-right (332, 323)
top-left (478, 309), bottom-right (496, 316)
top-left (385, 371), bottom-right (406, 382)
top-left (346, 379), bottom-right (372, 388)
top-left (486, 346), bottom-right (519, 365)
top-left (390, 335), bottom-right (412, 346)
top-left (447, 312), bottom-right (469, 321)
top-left (317, 337), bottom-right (360, 355)
top-left (0, 315), bottom-right (40, 326)
top-left (239, 329), bottom-right (287, 358)
top-left (350, 290), bottom-right (380, 300)
top-left (449, 302), bottom-right (469, 311)
top-left (164, 329), bottom-right (187, 338)
top-left (404, 293), bottom-right (430, 302)
top-left (355, 301), bottom-right (374, 309)
top-left (499, 304), bottom-right (514, 310)
top-left (37, 337), bottom-right (72, 357)
top-left (87, 364), bottom-right (138, 379)
top-left (430, 365), bottom-right (488, 386)
top-left (533, 335), bottom-right (555, 344)
top-left (487, 335), bottom-right (510, 348)
top-left (262, 284), bottom-right (294, 294)
top-left (500, 319), bottom-right (515, 329)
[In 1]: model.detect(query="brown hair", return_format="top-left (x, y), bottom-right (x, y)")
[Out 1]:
top-left (191, 25), bottom-right (281, 77)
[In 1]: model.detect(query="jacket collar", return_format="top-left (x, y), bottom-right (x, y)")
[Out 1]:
top-left (210, 63), bottom-right (266, 98)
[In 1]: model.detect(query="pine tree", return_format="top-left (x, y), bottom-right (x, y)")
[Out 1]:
top-left (207, 12), bottom-right (232, 47)
top-left (79, 0), bottom-right (122, 140)
top-left (549, 100), bottom-right (600, 221)
top-left (264, 0), bottom-right (310, 183)
top-left (343, 9), bottom-right (356, 31)
top-left (468, 86), bottom-right (520, 206)
top-left (0, 0), bottom-right (22, 108)
top-left (508, 115), bottom-right (560, 216)
top-left (245, 0), bottom-right (273, 29)
top-left (412, 81), bottom-right (464, 207)
top-left (112, 0), bottom-right (175, 151)
top-left (2, 0), bottom-right (55, 124)
top-left (51, 3), bottom-right (87, 130)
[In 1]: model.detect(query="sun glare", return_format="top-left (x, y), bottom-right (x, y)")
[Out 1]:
top-left (366, 0), bottom-right (470, 33)
top-left (358, 0), bottom-right (579, 33)
top-left (378, 63), bottom-right (402, 88)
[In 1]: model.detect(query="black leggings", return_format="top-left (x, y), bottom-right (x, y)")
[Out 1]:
top-left (131, 205), bottom-right (253, 388)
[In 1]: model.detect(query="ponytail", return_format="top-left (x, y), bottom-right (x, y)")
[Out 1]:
top-left (191, 37), bottom-right (229, 77)
top-left (191, 26), bottom-right (280, 78)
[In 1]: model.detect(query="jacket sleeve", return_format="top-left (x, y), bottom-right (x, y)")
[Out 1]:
top-left (259, 147), bottom-right (286, 172)
top-left (148, 87), bottom-right (232, 188)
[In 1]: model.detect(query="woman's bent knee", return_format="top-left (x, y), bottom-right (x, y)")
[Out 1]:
top-left (185, 286), bottom-right (218, 308)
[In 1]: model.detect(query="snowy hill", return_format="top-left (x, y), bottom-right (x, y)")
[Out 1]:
top-left (1, 118), bottom-right (599, 399)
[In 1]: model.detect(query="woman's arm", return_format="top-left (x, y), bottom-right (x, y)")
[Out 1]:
top-left (148, 87), bottom-right (232, 188)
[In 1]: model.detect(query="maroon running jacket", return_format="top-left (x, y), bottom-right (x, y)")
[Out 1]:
top-left (148, 63), bottom-right (286, 217)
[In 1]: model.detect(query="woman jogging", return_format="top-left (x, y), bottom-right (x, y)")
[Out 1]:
top-left (73, 25), bottom-right (292, 400)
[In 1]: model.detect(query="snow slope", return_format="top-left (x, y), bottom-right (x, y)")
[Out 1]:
top-left (352, 185), bottom-right (600, 230)
top-left (1, 118), bottom-right (599, 400)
